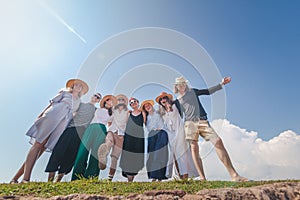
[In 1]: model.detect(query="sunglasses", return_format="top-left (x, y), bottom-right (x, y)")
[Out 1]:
top-left (159, 96), bottom-right (168, 102)
top-left (118, 98), bottom-right (125, 101)
top-left (129, 100), bottom-right (138, 105)
top-left (94, 94), bottom-right (101, 100)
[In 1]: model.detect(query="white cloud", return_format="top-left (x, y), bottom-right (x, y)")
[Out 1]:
top-left (200, 119), bottom-right (300, 181)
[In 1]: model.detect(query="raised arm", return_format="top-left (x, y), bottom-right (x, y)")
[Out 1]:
top-left (195, 77), bottom-right (231, 95)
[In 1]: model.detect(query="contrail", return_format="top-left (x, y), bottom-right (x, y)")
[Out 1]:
top-left (36, 0), bottom-right (87, 44)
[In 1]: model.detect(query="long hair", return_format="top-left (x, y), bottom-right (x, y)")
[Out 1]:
top-left (114, 103), bottom-right (128, 111)
top-left (158, 98), bottom-right (174, 116)
top-left (143, 105), bottom-right (155, 125)
top-left (173, 83), bottom-right (190, 94)
top-left (144, 110), bottom-right (149, 125)
top-left (103, 101), bottom-right (113, 116)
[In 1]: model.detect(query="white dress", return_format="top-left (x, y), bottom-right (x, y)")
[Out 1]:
top-left (26, 91), bottom-right (80, 151)
top-left (163, 104), bottom-right (198, 178)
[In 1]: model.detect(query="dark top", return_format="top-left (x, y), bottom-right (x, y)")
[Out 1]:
top-left (176, 84), bottom-right (223, 121)
top-left (120, 112), bottom-right (145, 174)
top-left (68, 103), bottom-right (96, 128)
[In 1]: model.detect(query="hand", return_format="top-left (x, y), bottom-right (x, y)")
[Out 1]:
top-left (222, 77), bottom-right (231, 85)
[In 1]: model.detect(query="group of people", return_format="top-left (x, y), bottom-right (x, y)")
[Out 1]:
top-left (10, 76), bottom-right (248, 183)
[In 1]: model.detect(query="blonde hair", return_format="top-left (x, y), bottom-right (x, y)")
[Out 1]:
top-left (66, 86), bottom-right (83, 97)
top-left (173, 83), bottom-right (190, 94)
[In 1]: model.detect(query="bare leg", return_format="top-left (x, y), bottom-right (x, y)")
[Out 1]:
top-left (106, 133), bottom-right (123, 180)
top-left (213, 138), bottom-right (248, 182)
top-left (55, 173), bottom-right (65, 182)
top-left (10, 163), bottom-right (25, 183)
top-left (127, 175), bottom-right (134, 182)
top-left (22, 141), bottom-right (45, 182)
top-left (48, 172), bottom-right (55, 182)
top-left (180, 174), bottom-right (188, 180)
top-left (11, 147), bottom-right (45, 183)
top-left (108, 156), bottom-right (118, 178)
top-left (190, 141), bottom-right (206, 180)
top-left (105, 132), bottom-right (114, 150)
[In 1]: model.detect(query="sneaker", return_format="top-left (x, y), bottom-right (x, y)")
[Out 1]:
top-left (98, 143), bottom-right (109, 170)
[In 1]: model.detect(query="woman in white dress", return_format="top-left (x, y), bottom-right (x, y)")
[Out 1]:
top-left (11, 79), bottom-right (88, 183)
top-left (156, 92), bottom-right (198, 180)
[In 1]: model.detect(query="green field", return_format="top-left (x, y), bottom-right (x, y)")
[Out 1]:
top-left (1, 179), bottom-right (298, 198)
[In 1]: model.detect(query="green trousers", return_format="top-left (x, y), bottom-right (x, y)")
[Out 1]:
top-left (71, 123), bottom-right (107, 180)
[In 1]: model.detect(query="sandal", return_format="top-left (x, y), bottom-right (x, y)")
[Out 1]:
top-left (9, 180), bottom-right (18, 184)
top-left (232, 176), bottom-right (249, 182)
top-left (20, 179), bottom-right (30, 183)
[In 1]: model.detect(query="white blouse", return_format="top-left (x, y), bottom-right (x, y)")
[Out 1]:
top-left (90, 108), bottom-right (112, 125)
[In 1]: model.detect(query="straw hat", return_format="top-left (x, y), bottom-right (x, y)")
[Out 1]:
top-left (155, 92), bottom-right (173, 103)
top-left (140, 100), bottom-right (154, 111)
top-left (66, 79), bottom-right (89, 95)
top-left (115, 94), bottom-right (128, 105)
top-left (100, 95), bottom-right (117, 108)
top-left (174, 76), bottom-right (188, 85)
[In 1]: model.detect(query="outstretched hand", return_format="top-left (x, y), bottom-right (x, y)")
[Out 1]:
top-left (222, 77), bottom-right (231, 85)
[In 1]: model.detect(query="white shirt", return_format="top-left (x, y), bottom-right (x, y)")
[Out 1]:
top-left (146, 110), bottom-right (165, 132)
top-left (108, 109), bottom-right (129, 135)
top-left (90, 108), bottom-right (112, 125)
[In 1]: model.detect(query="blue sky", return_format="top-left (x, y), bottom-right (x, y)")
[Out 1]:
top-left (0, 0), bottom-right (299, 182)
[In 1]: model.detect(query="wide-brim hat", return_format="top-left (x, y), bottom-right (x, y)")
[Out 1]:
top-left (100, 95), bottom-right (117, 108)
top-left (174, 76), bottom-right (188, 85)
top-left (140, 100), bottom-right (154, 111)
top-left (66, 79), bottom-right (89, 95)
top-left (155, 92), bottom-right (173, 103)
top-left (115, 94), bottom-right (128, 105)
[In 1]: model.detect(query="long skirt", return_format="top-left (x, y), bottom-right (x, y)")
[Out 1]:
top-left (45, 126), bottom-right (86, 174)
top-left (71, 123), bottom-right (107, 180)
top-left (120, 134), bottom-right (145, 177)
top-left (146, 130), bottom-right (169, 180)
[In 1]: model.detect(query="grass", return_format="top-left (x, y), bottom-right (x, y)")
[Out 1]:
top-left (0, 179), bottom-right (299, 198)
